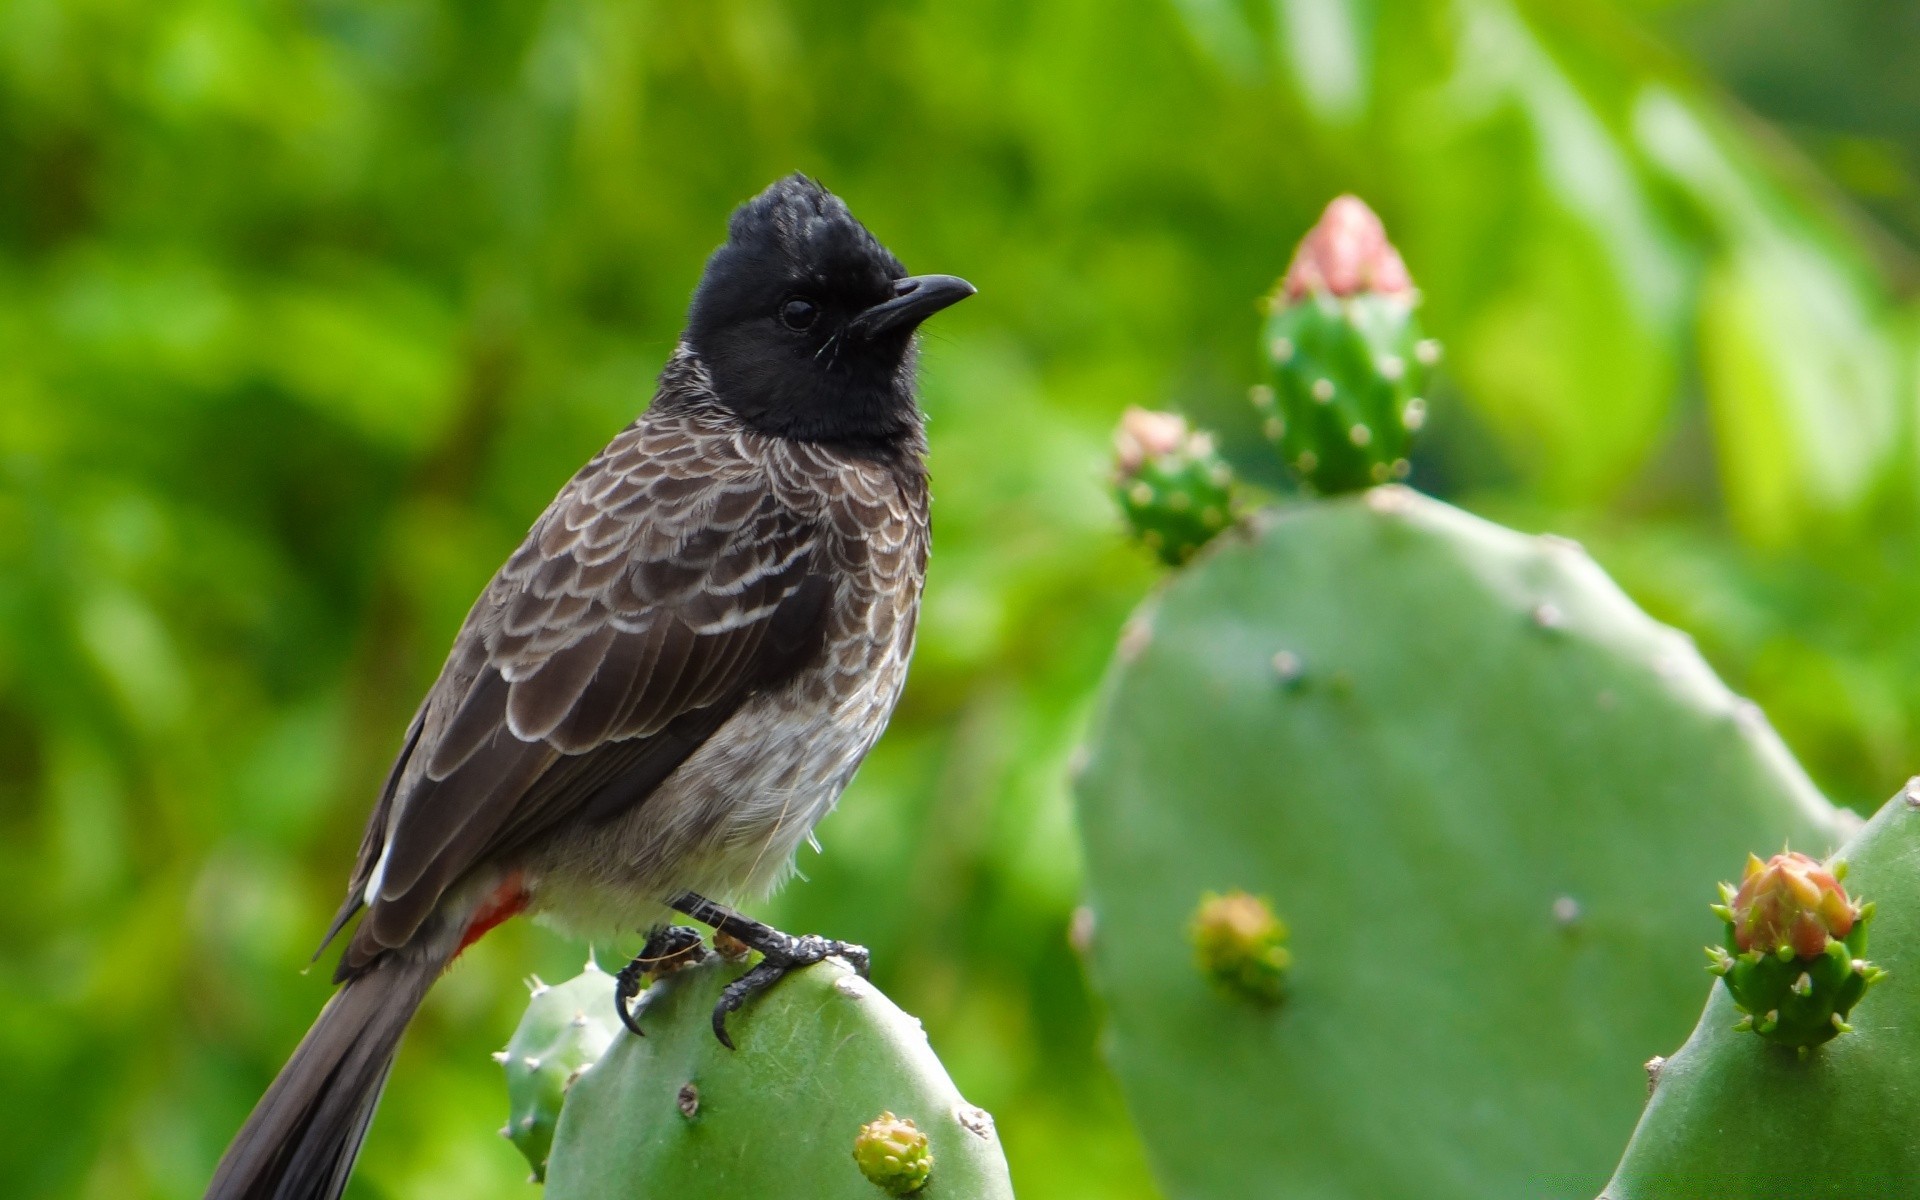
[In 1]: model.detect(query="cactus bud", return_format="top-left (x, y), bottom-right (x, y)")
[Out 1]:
top-left (1728, 851), bottom-right (1856, 959)
top-left (1708, 851), bottom-right (1883, 1048)
top-left (1260, 196), bottom-right (1435, 494)
top-left (1190, 890), bottom-right (1291, 1004)
top-left (853, 1111), bottom-right (933, 1195)
top-left (1280, 195), bottom-right (1414, 303)
top-left (1111, 407), bottom-right (1236, 566)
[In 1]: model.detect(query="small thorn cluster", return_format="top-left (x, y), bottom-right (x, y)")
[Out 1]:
top-left (1705, 851), bottom-right (1885, 1049)
top-left (1111, 406), bottom-right (1237, 566)
top-left (498, 964), bottom-right (621, 1179)
top-left (1190, 890), bottom-right (1291, 1004)
top-left (852, 1111), bottom-right (933, 1195)
top-left (1257, 195), bottom-right (1437, 494)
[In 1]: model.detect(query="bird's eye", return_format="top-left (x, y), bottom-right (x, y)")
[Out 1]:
top-left (779, 297), bottom-right (818, 331)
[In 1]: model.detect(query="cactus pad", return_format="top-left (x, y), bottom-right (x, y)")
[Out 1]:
top-left (1605, 789), bottom-right (1920, 1197)
top-left (542, 954), bottom-right (1013, 1199)
top-left (1074, 489), bottom-right (1848, 1199)
top-left (496, 962), bottom-right (623, 1180)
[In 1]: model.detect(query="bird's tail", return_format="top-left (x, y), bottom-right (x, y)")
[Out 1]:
top-left (206, 948), bottom-right (445, 1200)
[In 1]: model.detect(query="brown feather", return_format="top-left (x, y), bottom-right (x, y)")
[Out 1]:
top-left (332, 368), bottom-right (889, 953)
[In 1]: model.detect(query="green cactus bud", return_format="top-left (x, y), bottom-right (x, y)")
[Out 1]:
top-left (1709, 851), bottom-right (1883, 1048)
top-left (1112, 406), bottom-right (1237, 566)
top-left (1190, 890), bottom-right (1290, 1004)
top-left (852, 1111), bottom-right (934, 1195)
top-left (1258, 195), bottom-right (1437, 493)
top-left (498, 963), bottom-right (623, 1179)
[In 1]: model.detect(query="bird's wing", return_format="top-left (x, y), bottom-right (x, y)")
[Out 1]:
top-left (334, 413), bottom-right (834, 969)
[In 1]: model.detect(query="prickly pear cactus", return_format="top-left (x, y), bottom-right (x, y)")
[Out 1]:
top-left (495, 962), bottom-right (623, 1180)
top-left (1705, 851), bottom-right (1883, 1048)
top-left (1073, 489), bottom-right (1850, 1200)
top-left (1112, 406), bottom-right (1237, 565)
top-left (1255, 196), bottom-right (1437, 493)
top-left (541, 954), bottom-right (1014, 1199)
top-left (1605, 788), bottom-right (1920, 1198)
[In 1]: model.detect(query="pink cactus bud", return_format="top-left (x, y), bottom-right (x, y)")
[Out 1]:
top-left (1281, 196), bottom-right (1414, 304)
top-left (1728, 852), bottom-right (1858, 960)
top-left (1114, 407), bottom-right (1202, 476)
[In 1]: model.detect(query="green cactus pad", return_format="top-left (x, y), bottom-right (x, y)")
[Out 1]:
top-left (1604, 791), bottom-right (1919, 1198)
top-left (1258, 293), bottom-right (1433, 493)
top-left (543, 955), bottom-right (1014, 1200)
top-left (1074, 489), bottom-right (1849, 1200)
top-left (497, 962), bottom-right (623, 1180)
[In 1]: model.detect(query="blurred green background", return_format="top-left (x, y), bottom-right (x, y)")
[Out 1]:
top-left (4, 1), bottom-right (1919, 1196)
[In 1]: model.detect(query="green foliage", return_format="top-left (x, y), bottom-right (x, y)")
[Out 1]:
top-left (495, 963), bottom-right (623, 1181)
top-left (543, 957), bottom-right (1014, 1200)
top-left (1073, 489), bottom-right (1850, 1199)
top-left (1604, 790), bottom-right (1920, 1198)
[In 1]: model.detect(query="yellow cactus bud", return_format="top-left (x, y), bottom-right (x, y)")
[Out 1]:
top-left (1191, 890), bottom-right (1291, 1004)
top-left (853, 1111), bottom-right (932, 1195)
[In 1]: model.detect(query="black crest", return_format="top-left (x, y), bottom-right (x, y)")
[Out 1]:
top-left (685, 175), bottom-right (972, 447)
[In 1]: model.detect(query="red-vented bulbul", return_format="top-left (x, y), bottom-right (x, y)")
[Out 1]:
top-left (207, 175), bottom-right (973, 1200)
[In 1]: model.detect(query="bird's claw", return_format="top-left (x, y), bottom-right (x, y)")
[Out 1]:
top-left (662, 891), bottom-right (871, 1050)
top-left (614, 925), bottom-right (709, 1037)
top-left (709, 933), bottom-right (870, 1050)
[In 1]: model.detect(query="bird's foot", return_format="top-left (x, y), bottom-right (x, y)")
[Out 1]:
top-left (708, 931), bottom-right (870, 1049)
top-left (614, 924), bottom-right (710, 1038)
top-left (668, 891), bottom-right (870, 1049)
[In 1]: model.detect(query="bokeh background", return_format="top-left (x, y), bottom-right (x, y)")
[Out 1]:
top-left (4, 1), bottom-right (1919, 1196)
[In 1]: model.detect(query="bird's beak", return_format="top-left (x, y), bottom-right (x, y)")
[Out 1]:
top-left (849, 274), bottom-right (976, 338)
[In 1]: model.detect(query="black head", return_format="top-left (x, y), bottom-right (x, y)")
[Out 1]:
top-left (685, 175), bottom-right (974, 446)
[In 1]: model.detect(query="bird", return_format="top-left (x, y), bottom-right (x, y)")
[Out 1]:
top-left (207, 174), bottom-right (974, 1200)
